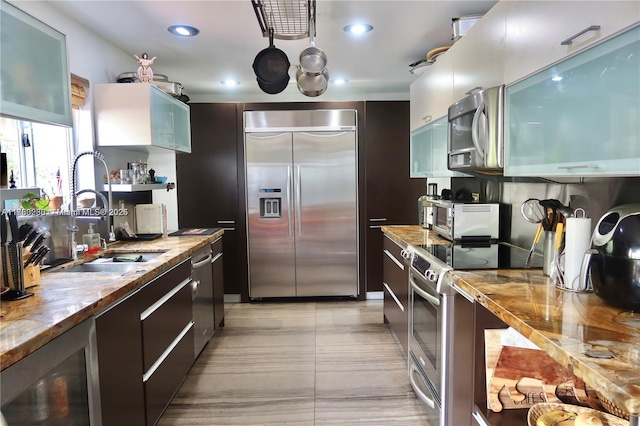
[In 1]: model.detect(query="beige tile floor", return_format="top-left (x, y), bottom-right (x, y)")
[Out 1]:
top-left (158, 300), bottom-right (430, 426)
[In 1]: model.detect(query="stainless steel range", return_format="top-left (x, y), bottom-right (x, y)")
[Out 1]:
top-left (407, 240), bottom-right (542, 425)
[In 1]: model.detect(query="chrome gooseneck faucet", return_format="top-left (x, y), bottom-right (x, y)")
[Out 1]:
top-left (68, 150), bottom-right (115, 259)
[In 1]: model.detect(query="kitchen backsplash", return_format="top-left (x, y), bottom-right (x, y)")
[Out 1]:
top-left (450, 176), bottom-right (640, 249)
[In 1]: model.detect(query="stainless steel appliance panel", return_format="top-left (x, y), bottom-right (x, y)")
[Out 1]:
top-left (246, 132), bottom-right (296, 298)
top-left (191, 245), bottom-right (214, 358)
top-left (293, 131), bottom-right (358, 297)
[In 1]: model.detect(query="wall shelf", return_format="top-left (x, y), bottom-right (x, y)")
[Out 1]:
top-left (103, 183), bottom-right (169, 192)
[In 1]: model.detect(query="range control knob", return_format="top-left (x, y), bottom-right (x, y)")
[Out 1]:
top-left (426, 269), bottom-right (439, 282)
top-left (400, 249), bottom-right (411, 260)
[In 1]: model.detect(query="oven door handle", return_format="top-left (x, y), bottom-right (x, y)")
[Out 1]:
top-left (410, 277), bottom-right (440, 307)
top-left (409, 364), bottom-right (436, 409)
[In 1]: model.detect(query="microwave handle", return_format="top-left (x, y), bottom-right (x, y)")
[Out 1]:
top-left (471, 101), bottom-right (486, 159)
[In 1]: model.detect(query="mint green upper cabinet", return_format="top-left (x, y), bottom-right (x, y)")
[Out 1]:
top-left (505, 1), bottom-right (640, 85)
top-left (410, 117), bottom-right (461, 178)
top-left (505, 25), bottom-right (640, 177)
top-left (0, 1), bottom-right (72, 127)
top-left (94, 84), bottom-right (191, 153)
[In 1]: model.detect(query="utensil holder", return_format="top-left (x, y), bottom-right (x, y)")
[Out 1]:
top-left (555, 217), bottom-right (592, 292)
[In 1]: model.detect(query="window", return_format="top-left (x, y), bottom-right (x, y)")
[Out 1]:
top-left (0, 116), bottom-right (73, 202)
top-left (1, 73), bottom-right (91, 209)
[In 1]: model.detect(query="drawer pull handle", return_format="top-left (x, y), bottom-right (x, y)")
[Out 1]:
top-left (561, 25), bottom-right (601, 45)
top-left (383, 282), bottom-right (405, 312)
top-left (143, 321), bottom-right (194, 382)
top-left (140, 278), bottom-right (191, 320)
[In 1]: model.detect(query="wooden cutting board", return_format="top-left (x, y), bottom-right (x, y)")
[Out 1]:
top-left (488, 346), bottom-right (589, 412)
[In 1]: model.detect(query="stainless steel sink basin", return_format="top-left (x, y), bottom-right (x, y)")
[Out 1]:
top-left (51, 250), bottom-right (167, 273)
top-left (55, 262), bottom-right (146, 274)
top-left (94, 251), bottom-right (166, 263)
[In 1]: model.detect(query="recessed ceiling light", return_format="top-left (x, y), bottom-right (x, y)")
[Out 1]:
top-left (551, 76), bottom-right (563, 82)
top-left (221, 80), bottom-right (241, 87)
top-left (168, 25), bottom-right (200, 37)
top-left (331, 79), bottom-right (348, 85)
top-left (343, 23), bottom-right (373, 35)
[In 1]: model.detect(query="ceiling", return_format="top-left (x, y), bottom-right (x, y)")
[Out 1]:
top-left (47, 0), bottom-right (498, 102)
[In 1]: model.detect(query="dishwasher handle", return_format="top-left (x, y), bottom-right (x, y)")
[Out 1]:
top-left (192, 252), bottom-right (213, 269)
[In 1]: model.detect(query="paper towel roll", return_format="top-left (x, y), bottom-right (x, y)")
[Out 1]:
top-left (563, 217), bottom-right (592, 291)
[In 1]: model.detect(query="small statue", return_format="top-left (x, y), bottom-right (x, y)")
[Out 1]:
top-left (9, 169), bottom-right (16, 188)
top-left (134, 52), bottom-right (157, 83)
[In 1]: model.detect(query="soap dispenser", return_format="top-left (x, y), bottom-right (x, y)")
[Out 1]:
top-left (82, 223), bottom-right (101, 254)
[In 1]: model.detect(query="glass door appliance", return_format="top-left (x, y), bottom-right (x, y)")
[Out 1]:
top-left (1, 317), bottom-right (101, 425)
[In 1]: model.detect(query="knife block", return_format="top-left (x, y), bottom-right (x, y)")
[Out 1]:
top-left (22, 251), bottom-right (40, 288)
top-left (24, 265), bottom-right (40, 288)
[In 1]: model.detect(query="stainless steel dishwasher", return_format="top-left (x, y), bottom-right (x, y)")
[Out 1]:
top-left (191, 245), bottom-right (214, 359)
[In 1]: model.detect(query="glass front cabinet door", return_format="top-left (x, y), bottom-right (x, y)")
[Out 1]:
top-left (410, 116), bottom-right (462, 178)
top-left (0, 0), bottom-right (72, 127)
top-left (505, 25), bottom-right (640, 177)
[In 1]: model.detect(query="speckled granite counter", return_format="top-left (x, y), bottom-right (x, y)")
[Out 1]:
top-left (0, 230), bottom-right (223, 371)
top-left (382, 225), bottom-right (640, 419)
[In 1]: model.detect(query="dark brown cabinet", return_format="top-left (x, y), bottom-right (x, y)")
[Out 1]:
top-left (183, 101), bottom-right (421, 300)
top-left (177, 103), bottom-right (247, 301)
top-left (95, 260), bottom-right (193, 426)
top-left (364, 101), bottom-right (426, 292)
top-left (382, 234), bottom-right (409, 355)
top-left (211, 236), bottom-right (225, 328)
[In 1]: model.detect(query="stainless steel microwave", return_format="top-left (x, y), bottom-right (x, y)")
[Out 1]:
top-left (447, 85), bottom-right (504, 173)
top-left (428, 199), bottom-right (499, 241)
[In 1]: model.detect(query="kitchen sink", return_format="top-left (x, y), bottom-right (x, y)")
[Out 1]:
top-left (94, 251), bottom-right (167, 263)
top-left (51, 250), bottom-right (167, 273)
top-left (55, 262), bottom-right (146, 274)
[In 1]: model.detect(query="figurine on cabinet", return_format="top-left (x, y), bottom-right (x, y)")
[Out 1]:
top-left (134, 52), bottom-right (157, 82)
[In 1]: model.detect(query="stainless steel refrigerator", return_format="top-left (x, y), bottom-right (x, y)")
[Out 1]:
top-left (245, 110), bottom-right (358, 298)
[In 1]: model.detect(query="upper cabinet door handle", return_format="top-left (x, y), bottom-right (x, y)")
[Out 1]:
top-left (561, 25), bottom-right (601, 45)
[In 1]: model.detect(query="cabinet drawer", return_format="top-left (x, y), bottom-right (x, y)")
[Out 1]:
top-left (144, 322), bottom-right (194, 426)
top-left (382, 236), bottom-right (408, 300)
top-left (140, 260), bottom-right (191, 306)
top-left (141, 280), bottom-right (193, 371)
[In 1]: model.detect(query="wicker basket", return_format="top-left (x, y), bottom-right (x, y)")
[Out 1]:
top-left (527, 403), bottom-right (629, 426)
top-left (597, 392), bottom-right (631, 420)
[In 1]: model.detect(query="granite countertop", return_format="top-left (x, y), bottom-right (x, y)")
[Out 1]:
top-left (382, 225), bottom-right (640, 419)
top-left (0, 229), bottom-right (224, 371)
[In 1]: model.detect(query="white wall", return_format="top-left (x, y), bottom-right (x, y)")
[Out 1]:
top-left (11, 1), bottom-right (179, 229)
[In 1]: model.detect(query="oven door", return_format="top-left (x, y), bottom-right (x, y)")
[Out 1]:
top-left (409, 269), bottom-right (443, 393)
top-left (431, 204), bottom-right (451, 241)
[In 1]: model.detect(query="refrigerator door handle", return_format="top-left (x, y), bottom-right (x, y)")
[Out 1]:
top-left (287, 165), bottom-right (293, 236)
top-left (296, 165), bottom-right (302, 235)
